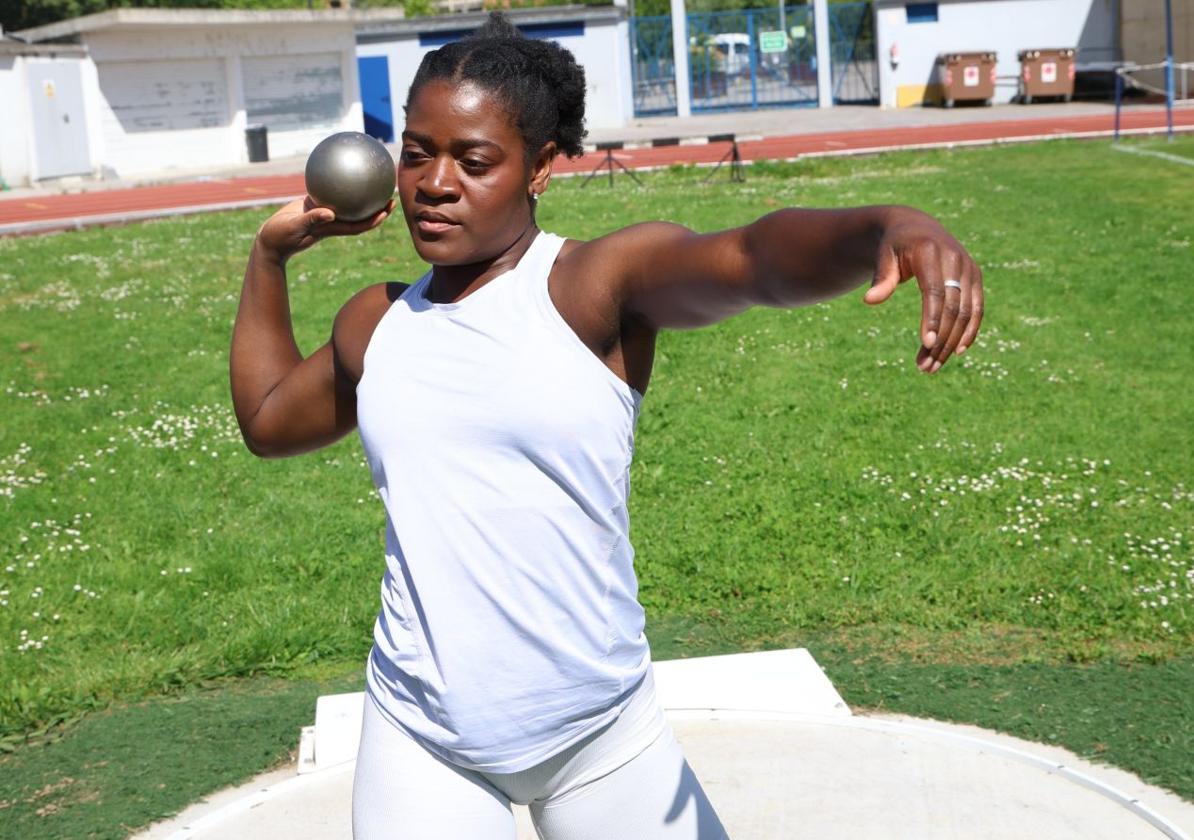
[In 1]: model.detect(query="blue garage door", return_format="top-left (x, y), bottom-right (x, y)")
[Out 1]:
top-left (358, 56), bottom-right (394, 143)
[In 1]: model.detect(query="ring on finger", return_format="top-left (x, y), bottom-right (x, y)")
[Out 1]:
top-left (943, 279), bottom-right (962, 290)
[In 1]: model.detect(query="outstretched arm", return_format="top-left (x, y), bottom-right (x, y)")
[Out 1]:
top-left (601, 205), bottom-right (982, 374)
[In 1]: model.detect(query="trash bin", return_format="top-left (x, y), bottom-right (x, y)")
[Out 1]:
top-left (936, 52), bottom-right (997, 107)
top-left (1018, 48), bottom-right (1076, 104)
top-left (245, 124), bottom-right (269, 163)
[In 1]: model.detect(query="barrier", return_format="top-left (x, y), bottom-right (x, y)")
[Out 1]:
top-left (581, 133), bottom-right (744, 187)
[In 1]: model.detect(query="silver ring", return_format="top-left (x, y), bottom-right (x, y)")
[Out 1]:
top-left (943, 279), bottom-right (962, 290)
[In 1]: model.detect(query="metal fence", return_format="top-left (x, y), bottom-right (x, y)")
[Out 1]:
top-left (828, 1), bottom-right (878, 104)
top-left (631, 15), bottom-right (678, 116)
top-left (631, 7), bottom-right (818, 116)
top-left (631, 3), bottom-right (876, 116)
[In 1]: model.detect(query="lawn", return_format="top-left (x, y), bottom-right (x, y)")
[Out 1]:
top-left (1, 135), bottom-right (1192, 837)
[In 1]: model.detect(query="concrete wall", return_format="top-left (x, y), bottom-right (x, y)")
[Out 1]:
top-left (0, 55), bottom-right (32, 187)
top-left (1121, 0), bottom-right (1192, 97)
top-left (356, 7), bottom-right (633, 137)
top-left (875, 0), bottom-right (1118, 107)
top-left (80, 23), bottom-right (361, 178)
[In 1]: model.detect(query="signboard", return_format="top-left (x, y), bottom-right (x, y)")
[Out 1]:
top-left (963, 66), bottom-right (979, 87)
top-left (789, 25), bottom-right (807, 40)
top-left (1041, 61), bottom-right (1057, 83)
top-left (759, 30), bottom-right (788, 53)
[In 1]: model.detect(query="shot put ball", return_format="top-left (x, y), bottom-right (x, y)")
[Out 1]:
top-left (305, 132), bottom-right (396, 222)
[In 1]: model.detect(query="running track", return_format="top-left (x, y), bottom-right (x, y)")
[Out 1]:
top-left (3, 107), bottom-right (1191, 236)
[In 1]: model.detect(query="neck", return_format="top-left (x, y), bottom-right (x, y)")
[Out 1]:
top-left (429, 222), bottom-right (540, 303)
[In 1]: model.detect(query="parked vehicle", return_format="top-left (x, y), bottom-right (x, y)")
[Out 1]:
top-left (712, 33), bottom-right (751, 75)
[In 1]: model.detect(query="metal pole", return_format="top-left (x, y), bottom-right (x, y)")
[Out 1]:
top-left (1114, 68), bottom-right (1123, 142)
top-left (1164, 0), bottom-right (1174, 141)
top-left (813, 0), bottom-right (833, 107)
top-left (670, 0), bottom-right (692, 117)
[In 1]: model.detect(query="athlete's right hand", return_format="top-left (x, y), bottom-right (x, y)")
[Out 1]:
top-left (255, 196), bottom-right (395, 264)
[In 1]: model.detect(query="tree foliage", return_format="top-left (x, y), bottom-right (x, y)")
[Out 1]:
top-left (1, 0), bottom-right (407, 35)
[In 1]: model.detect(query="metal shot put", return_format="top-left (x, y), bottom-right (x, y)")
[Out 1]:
top-left (305, 132), bottom-right (396, 223)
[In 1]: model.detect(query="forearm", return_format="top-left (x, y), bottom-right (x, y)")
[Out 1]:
top-left (229, 240), bottom-right (304, 432)
top-left (744, 206), bottom-right (893, 307)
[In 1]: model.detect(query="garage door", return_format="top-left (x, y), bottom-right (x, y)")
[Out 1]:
top-left (243, 53), bottom-right (344, 129)
top-left (98, 59), bottom-right (229, 133)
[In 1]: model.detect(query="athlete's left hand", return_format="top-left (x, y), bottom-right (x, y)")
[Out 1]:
top-left (862, 208), bottom-right (984, 374)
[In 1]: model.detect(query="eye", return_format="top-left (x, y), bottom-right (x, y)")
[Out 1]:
top-left (460, 158), bottom-right (491, 172)
top-left (400, 148), bottom-right (429, 164)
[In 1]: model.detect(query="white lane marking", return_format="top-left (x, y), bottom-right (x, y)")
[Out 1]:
top-left (1113, 143), bottom-right (1194, 167)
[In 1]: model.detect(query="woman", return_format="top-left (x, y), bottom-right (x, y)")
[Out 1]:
top-left (230, 14), bottom-right (982, 840)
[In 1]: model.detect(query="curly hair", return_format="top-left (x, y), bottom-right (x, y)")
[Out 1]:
top-left (406, 12), bottom-right (588, 160)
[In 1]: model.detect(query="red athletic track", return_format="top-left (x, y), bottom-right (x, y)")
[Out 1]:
top-left (2, 108), bottom-right (1191, 233)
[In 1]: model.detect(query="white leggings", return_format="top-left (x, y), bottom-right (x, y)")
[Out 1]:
top-left (352, 674), bottom-right (730, 840)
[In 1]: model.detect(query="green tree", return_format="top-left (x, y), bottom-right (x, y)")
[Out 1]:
top-left (1, 0), bottom-right (410, 34)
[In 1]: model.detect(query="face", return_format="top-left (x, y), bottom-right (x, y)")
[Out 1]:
top-left (399, 80), bottom-right (550, 267)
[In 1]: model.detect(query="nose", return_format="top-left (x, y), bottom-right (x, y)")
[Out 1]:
top-left (419, 155), bottom-right (459, 200)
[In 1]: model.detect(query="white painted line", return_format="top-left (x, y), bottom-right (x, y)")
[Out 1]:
top-left (1112, 144), bottom-right (1194, 166)
top-left (666, 710), bottom-right (1191, 840)
top-left (780, 124), bottom-right (1194, 163)
top-left (0, 195), bottom-right (296, 237)
top-left (158, 710), bottom-right (1192, 840)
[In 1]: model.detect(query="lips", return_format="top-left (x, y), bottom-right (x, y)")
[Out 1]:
top-left (414, 210), bottom-right (459, 234)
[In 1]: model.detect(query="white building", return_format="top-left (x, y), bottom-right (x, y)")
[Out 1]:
top-left (4, 5), bottom-right (633, 188)
top-left (356, 6), bottom-right (634, 138)
top-left (0, 38), bottom-right (90, 187)
top-left (874, 0), bottom-right (1119, 108)
top-left (6, 8), bottom-right (402, 186)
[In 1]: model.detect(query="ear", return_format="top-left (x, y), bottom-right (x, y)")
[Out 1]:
top-left (529, 141), bottom-right (557, 198)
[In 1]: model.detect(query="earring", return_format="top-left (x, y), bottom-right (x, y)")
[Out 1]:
top-left (530, 192), bottom-right (539, 203)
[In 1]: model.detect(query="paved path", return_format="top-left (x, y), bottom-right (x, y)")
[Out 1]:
top-left (1, 105), bottom-right (1191, 236)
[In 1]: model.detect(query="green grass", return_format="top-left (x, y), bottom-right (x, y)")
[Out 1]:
top-left (0, 136), bottom-right (1192, 834)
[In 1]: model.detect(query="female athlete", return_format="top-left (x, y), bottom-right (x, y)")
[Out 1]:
top-left (230, 13), bottom-right (983, 840)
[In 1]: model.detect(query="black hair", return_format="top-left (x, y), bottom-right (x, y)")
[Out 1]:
top-left (406, 12), bottom-right (587, 160)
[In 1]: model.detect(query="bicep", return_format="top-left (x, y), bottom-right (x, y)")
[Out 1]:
top-left (242, 340), bottom-right (357, 458)
top-left (609, 222), bottom-right (769, 330)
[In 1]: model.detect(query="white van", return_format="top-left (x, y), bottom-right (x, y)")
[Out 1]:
top-left (712, 33), bottom-right (751, 75)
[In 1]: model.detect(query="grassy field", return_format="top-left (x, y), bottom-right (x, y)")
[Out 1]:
top-left (1, 135), bottom-right (1192, 835)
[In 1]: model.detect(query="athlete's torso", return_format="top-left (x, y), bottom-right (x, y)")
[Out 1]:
top-left (332, 227), bottom-right (657, 398)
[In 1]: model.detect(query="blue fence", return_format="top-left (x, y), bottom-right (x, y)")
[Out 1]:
top-left (630, 3), bottom-right (876, 117)
top-left (829, 2), bottom-right (878, 104)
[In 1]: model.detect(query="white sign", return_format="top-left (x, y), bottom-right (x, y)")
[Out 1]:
top-left (759, 30), bottom-right (788, 53)
top-left (963, 66), bottom-right (979, 87)
top-left (1041, 61), bottom-right (1057, 83)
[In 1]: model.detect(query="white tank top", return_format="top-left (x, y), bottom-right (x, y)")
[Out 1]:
top-left (355, 231), bottom-right (652, 773)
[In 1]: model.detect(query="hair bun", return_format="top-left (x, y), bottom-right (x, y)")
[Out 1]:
top-left (406, 12), bottom-right (588, 159)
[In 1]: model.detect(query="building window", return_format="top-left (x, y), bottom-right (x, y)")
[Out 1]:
top-left (906, 2), bottom-right (938, 23)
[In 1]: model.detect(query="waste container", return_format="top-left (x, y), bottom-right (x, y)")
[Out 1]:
top-left (246, 124), bottom-right (269, 163)
top-left (936, 52), bottom-right (997, 107)
top-left (1018, 48), bottom-right (1075, 103)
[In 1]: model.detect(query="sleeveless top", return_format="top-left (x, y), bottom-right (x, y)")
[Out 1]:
top-left (355, 231), bottom-right (652, 773)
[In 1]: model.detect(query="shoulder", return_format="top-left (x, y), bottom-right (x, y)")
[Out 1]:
top-left (557, 222), bottom-right (693, 272)
top-left (554, 222), bottom-right (694, 299)
top-left (332, 281), bottom-right (409, 384)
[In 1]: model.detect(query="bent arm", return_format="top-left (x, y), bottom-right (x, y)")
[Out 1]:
top-left (229, 241), bottom-right (357, 458)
